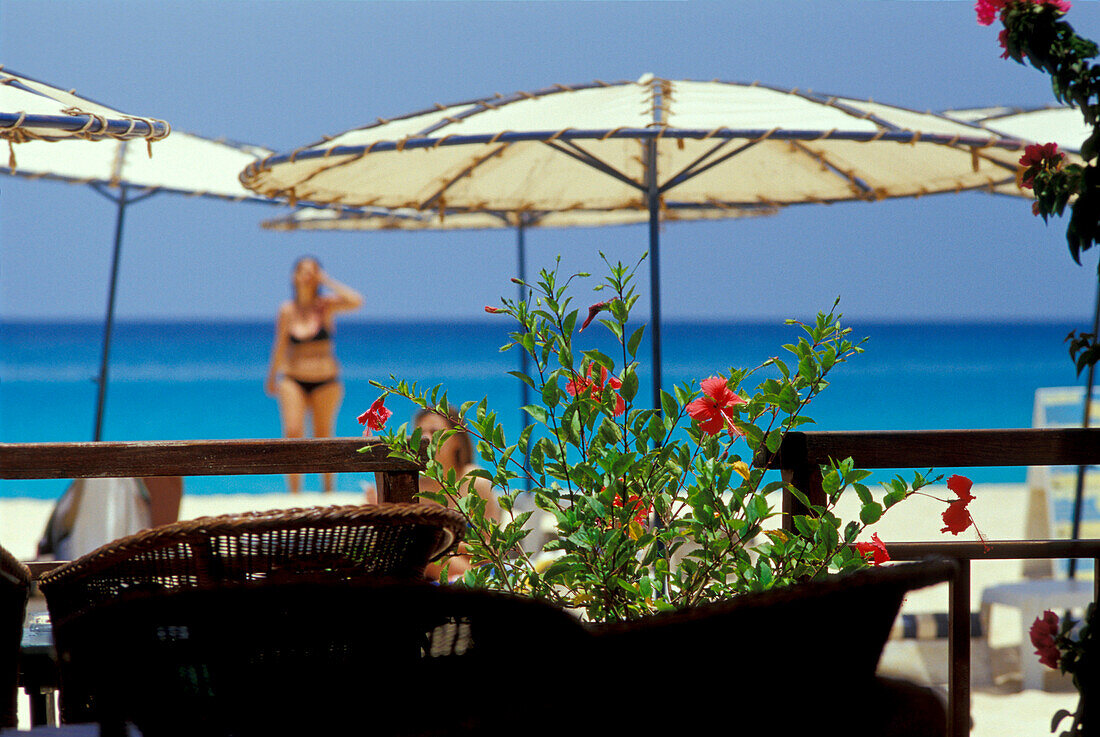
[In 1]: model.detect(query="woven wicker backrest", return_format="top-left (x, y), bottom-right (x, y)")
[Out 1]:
top-left (55, 579), bottom-right (589, 734)
top-left (0, 544), bottom-right (31, 729)
top-left (39, 503), bottom-right (466, 627)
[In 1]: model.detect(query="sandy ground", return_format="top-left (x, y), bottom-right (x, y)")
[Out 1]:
top-left (0, 482), bottom-right (1084, 734)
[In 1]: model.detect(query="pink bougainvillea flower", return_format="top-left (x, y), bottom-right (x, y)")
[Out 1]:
top-left (977, 0), bottom-right (1069, 26)
top-left (613, 491), bottom-right (652, 527)
top-left (853, 532), bottom-right (891, 566)
top-left (1017, 142), bottom-right (1065, 189)
top-left (940, 474), bottom-right (977, 535)
top-left (580, 300), bottom-right (612, 332)
top-left (357, 396), bottom-right (393, 432)
top-left (686, 376), bottom-right (747, 436)
top-left (998, 28), bottom-right (1010, 58)
top-left (566, 364), bottom-right (625, 416)
top-left (976, 0), bottom-right (1009, 25)
top-left (1029, 610), bottom-right (1062, 669)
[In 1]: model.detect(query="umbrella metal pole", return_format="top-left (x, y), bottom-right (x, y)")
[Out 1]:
top-left (93, 186), bottom-right (129, 442)
top-left (646, 138), bottom-right (662, 413)
top-left (517, 223), bottom-right (532, 491)
top-left (1069, 278), bottom-right (1100, 580)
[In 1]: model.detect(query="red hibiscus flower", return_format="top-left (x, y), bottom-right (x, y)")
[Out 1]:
top-left (853, 532), bottom-right (890, 566)
top-left (580, 300), bottom-right (612, 332)
top-left (686, 376), bottom-right (747, 436)
top-left (357, 396), bottom-right (393, 432)
top-left (1030, 610), bottom-right (1062, 669)
top-left (940, 474), bottom-right (977, 535)
top-left (613, 492), bottom-right (652, 527)
top-left (566, 364), bottom-right (625, 416)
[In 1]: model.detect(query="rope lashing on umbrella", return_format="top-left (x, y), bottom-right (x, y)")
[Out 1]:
top-left (546, 128), bottom-right (578, 142)
top-left (1, 112), bottom-right (29, 169)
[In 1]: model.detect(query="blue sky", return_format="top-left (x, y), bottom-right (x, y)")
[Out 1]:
top-left (2, 0), bottom-right (1099, 324)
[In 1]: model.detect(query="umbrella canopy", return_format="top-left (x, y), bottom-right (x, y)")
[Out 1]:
top-left (1, 67), bottom-right (169, 159)
top-left (2, 131), bottom-right (274, 440)
top-left (242, 74), bottom-right (1028, 409)
top-left (261, 203), bottom-right (777, 231)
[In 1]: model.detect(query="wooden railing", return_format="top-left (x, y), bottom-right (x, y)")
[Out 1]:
top-left (4, 429), bottom-right (1100, 736)
top-left (764, 427), bottom-right (1100, 737)
top-left (0, 437), bottom-right (422, 502)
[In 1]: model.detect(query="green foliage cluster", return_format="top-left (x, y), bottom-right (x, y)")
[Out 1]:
top-left (372, 257), bottom-right (933, 623)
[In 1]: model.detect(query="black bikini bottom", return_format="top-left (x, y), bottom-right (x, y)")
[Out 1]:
top-left (288, 376), bottom-right (339, 396)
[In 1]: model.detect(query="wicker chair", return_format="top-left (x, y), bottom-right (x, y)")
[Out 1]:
top-left (38, 503), bottom-right (466, 724)
top-left (0, 544), bottom-right (31, 729)
top-left (48, 579), bottom-right (589, 736)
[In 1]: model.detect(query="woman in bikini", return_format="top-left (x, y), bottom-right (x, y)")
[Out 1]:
top-left (265, 256), bottom-right (363, 494)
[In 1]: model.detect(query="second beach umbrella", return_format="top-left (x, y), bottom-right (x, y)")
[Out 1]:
top-left (3, 130), bottom-right (274, 440)
top-left (242, 74), bottom-right (1028, 409)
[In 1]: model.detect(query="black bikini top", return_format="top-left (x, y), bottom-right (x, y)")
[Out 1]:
top-left (288, 325), bottom-right (331, 344)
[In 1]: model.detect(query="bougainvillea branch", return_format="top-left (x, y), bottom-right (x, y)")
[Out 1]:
top-left (978, 0), bottom-right (1100, 370)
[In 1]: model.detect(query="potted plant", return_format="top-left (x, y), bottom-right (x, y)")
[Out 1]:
top-left (364, 255), bottom-right (976, 623)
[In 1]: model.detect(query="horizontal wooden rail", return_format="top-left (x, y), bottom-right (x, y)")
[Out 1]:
top-left (0, 438), bottom-right (418, 479)
top-left (769, 428), bottom-right (1100, 469)
top-left (0, 438), bottom-right (425, 503)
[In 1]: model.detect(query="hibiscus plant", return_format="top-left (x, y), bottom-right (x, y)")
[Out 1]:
top-left (367, 256), bottom-right (968, 623)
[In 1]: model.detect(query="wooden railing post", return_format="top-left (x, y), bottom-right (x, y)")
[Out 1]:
top-left (948, 560), bottom-right (971, 737)
top-left (763, 433), bottom-right (826, 533)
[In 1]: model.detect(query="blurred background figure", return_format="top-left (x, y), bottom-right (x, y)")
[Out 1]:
top-left (266, 256), bottom-right (363, 493)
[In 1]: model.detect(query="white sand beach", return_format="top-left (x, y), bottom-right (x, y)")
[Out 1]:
top-left (0, 482), bottom-right (1083, 734)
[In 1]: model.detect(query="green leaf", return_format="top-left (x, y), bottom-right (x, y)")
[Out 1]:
top-left (621, 370), bottom-right (639, 403)
top-left (627, 326), bottom-right (645, 357)
top-left (859, 502), bottom-right (883, 525)
top-left (524, 404), bottom-right (550, 425)
top-left (660, 390), bottom-right (678, 419)
top-left (507, 371), bottom-right (536, 389)
top-left (765, 429), bottom-right (783, 454)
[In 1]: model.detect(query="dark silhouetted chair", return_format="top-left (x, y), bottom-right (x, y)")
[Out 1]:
top-left (38, 503), bottom-right (466, 724)
top-left (44, 580), bottom-right (588, 736)
top-left (0, 544), bottom-right (31, 729)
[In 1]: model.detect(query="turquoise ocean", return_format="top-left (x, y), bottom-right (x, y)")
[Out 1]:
top-left (0, 319), bottom-right (1090, 500)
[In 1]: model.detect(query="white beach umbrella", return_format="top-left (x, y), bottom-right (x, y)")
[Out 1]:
top-left (241, 74), bottom-right (1027, 409)
top-left (2, 131), bottom-right (275, 440)
top-left (0, 67), bottom-right (169, 165)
